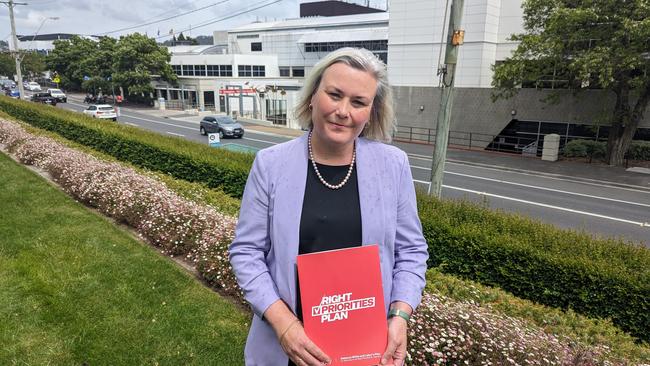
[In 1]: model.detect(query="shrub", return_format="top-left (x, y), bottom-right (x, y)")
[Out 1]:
top-left (563, 139), bottom-right (606, 160)
top-left (563, 139), bottom-right (650, 161)
top-left (417, 194), bottom-right (650, 342)
top-left (0, 96), bottom-right (254, 198)
top-left (627, 140), bottom-right (650, 161)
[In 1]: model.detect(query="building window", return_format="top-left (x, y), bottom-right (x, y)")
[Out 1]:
top-left (238, 65), bottom-right (252, 77)
top-left (279, 67), bottom-right (290, 77)
top-left (239, 65), bottom-right (265, 77)
top-left (292, 67), bottom-right (304, 77)
top-left (236, 34), bottom-right (259, 39)
top-left (253, 65), bottom-right (265, 77)
top-left (221, 65), bottom-right (233, 77)
top-left (171, 65), bottom-right (182, 75)
top-left (207, 65), bottom-right (219, 77)
top-left (182, 65), bottom-right (194, 76)
top-left (251, 42), bottom-right (262, 51)
top-left (194, 65), bottom-right (206, 76)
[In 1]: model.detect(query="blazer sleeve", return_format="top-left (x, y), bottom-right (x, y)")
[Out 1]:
top-left (229, 151), bottom-right (281, 318)
top-left (390, 151), bottom-right (429, 311)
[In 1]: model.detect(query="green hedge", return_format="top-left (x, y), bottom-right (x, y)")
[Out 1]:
top-left (418, 195), bottom-right (650, 342)
top-left (564, 139), bottom-right (650, 161)
top-left (0, 96), bottom-right (253, 198)
top-left (2, 96), bottom-right (649, 342)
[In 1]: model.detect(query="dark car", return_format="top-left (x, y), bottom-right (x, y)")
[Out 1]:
top-left (199, 115), bottom-right (244, 138)
top-left (31, 92), bottom-right (58, 106)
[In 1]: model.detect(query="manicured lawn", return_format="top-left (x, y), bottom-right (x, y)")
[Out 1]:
top-left (0, 152), bottom-right (248, 365)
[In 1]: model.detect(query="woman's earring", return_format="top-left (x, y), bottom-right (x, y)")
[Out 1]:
top-left (308, 103), bottom-right (313, 111)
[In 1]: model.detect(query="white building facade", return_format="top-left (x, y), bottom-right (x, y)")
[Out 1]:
top-left (388, 0), bottom-right (523, 88)
top-left (154, 13), bottom-right (389, 129)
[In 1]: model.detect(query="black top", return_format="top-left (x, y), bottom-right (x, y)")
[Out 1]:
top-left (290, 161), bottom-right (362, 366)
top-left (299, 160), bottom-right (362, 255)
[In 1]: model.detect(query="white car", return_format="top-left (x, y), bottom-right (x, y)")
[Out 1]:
top-left (47, 88), bottom-right (67, 103)
top-left (83, 104), bottom-right (117, 121)
top-left (25, 82), bottom-right (42, 91)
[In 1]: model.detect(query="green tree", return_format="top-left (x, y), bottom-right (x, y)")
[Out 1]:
top-left (20, 51), bottom-right (46, 79)
top-left (46, 36), bottom-right (98, 90)
top-left (112, 33), bottom-right (176, 100)
top-left (0, 52), bottom-right (14, 77)
top-left (492, 0), bottom-right (650, 166)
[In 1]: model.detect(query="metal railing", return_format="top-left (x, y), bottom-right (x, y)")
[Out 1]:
top-left (393, 125), bottom-right (609, 156)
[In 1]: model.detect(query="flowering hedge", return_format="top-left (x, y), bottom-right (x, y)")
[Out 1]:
top-left (0, 96), bottom-right (253, 198)
top-left (2, 118), bottom-right (646, 365)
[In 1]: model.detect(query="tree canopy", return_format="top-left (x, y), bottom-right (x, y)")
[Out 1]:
top-left (46, 33), bottom-right (176, 101)
top-left (0, 51), bottom-right (46, 80)
top-left (492, 0), bottom-right (650, 165)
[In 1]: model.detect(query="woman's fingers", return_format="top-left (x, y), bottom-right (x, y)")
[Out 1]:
top-left (283, 323), bottom-right (331, 366)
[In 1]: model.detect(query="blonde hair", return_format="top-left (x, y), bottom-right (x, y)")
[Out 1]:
top-left (295, 47), bottom-right (395, 142)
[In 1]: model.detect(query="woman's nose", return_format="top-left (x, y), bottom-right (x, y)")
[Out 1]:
top-left (336, 100), bottom-right (351, 118)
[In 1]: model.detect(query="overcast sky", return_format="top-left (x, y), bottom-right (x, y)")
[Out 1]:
top-left (1, 0), bottom-right (388, 42)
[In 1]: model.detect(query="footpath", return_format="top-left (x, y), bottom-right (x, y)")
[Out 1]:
top-left (71, 94), bottom-right (650, 191)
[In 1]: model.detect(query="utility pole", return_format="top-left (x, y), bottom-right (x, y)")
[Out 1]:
top-left (3, 0), bottom-right (28, 100)
top-left (429, 0), bottom-right (465, 197)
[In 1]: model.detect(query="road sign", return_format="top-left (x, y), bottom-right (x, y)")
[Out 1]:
top-left (208, 133), bottom-right (221, 147)
top-left (53, 76), bottom-right (60, 84)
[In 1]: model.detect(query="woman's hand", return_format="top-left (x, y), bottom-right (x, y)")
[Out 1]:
top-left (279, 320), bottom-right (331, 366)
top-left (264, 300), bottom-right (331, 366)
top-left (380, 313), bottom-right (409, 366)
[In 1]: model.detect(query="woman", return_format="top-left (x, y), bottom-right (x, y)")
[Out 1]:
top-left (229, 48), bottom-right (428, 366)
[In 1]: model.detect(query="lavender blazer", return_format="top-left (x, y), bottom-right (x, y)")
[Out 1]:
top-left (229, 133), bottom-right (428, 366)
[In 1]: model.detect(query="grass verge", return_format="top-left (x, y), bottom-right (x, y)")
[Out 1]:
top-left (0, 151), bottom-right (248, 365)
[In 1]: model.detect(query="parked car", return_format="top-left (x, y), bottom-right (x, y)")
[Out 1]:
top-left (30, 92), bottom-right (57, 105)
top-left (1, 79), bottom-right (16, 90)
top-left (47, 88), bottom-right (67, 103)
top-left (4, 88), bottom-right (20, 99)
top-left (25, 82), bottom-right (42, 91)
top-left (199, 115), bottom-right (244, 138)
top-left (83, 104), bottom-right (117, 121)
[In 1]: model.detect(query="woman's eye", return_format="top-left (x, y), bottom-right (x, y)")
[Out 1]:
top-left (352, 100), bottom-right (367, 107)
top-left (328, 92), bottom-right (340, 99)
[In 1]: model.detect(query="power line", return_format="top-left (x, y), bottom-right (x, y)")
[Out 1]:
top-left (96, 0), bottom-right (231, 36)
top-left (155, 0), bottom-right (283, 40)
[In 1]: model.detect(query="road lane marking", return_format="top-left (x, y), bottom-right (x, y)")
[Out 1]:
top-left (166, 132), bottom-right (185, 137)
top-left (445, 161), bottom-right (650, 194)
top-left (125, 122), bottom-right (138, 127)
top-left (442, 184), bottom-right (650, 227)
top-left (445, 171), bottom-right (650, 208)
top-left (405, 153), bottom-right (650, 194)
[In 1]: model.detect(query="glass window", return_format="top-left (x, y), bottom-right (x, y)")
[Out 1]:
top-left (251, 42), bottom-right (262, 51)
top-left (292, 67), bottom-right (304, 77)
top-left (194, 65), bottom-right (206, 76)
top-left (238, 65), bottom-right (252, 77)
top-left (221, 65), bottom-right (233, 77)
top-left (207, 65), bottom-right (218, 76)
top-left (253, 65), bottom-right (265, 77)
top-left (279, 67), bottom-right (290, 77)
top-left (182, 65), bottom-right (194, 76)
top-left (171, 65), bottom-right (182, 75)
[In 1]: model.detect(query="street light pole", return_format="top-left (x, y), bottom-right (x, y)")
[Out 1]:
top-left (4, 0), bottom-right (28, 100)
top-left (429, 0), bottom-right (466, 197)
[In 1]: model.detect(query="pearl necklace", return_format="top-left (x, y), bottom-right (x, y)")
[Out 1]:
top-left (308, 130), bottom-right (356, 190)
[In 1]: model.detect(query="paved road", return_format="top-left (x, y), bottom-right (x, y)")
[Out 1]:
top-left (55, 97), bottom-right (650, 246)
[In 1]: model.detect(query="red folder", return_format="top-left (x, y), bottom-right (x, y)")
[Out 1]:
top-left (297, 245), bottom-right (387, 366)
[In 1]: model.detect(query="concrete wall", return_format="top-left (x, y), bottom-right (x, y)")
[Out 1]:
top-left (393, 86), bottom-right (650, 146)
